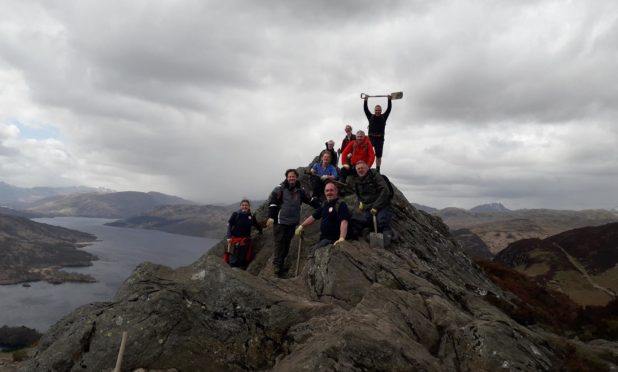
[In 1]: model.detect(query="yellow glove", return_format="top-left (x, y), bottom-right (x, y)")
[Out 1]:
top-left (266, 218), bottom-right (274, 227)
top-left (295, 225), bottom-right (304, 236)
top-left (343, 164), bottom-right (350, 169)
top-left (370, 208), bottom-right (378, 215)
top-left (320, 175), bottom-right (328, 180)
top-left (358, 202), bottom-right (364, 211)
top-left (334, 237), bottom-right (345, 246)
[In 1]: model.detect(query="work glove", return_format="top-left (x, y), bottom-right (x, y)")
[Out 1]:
top-left (370, 208), bottom-right (378, 215)
top-left (343, 164), bottom-right (350, 169)
top-left (266, 218), bottom-right (274, 227)
top-left (347, 153), bottom-right (352, 159)
top-left (358, 202), bottom-right (364, 211)
top-left (333, 237), bottom-right (345, 246)
top-left (320, 175), bottom-right (328, 180)
top-left (295, 225), bottom-right (304, 236)
top-left (226, 238), bottom-right (231, 244)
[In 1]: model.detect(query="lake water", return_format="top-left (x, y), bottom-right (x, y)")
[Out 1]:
top-left (0, 217), bottom-right (218, 332)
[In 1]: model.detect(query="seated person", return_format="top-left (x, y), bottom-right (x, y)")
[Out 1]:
top-left (310, 151), bottom-right (337, 200)
top-left (296, 181), bottom-right (350, 248)
top-left (353, 160), bottom-right (393, 246)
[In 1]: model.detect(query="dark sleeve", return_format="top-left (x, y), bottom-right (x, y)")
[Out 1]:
top-left (338, 202), bottom-right (351, 222)
top-left (303, 189), bottom-right (321, 209)
top-left (268, 186), bottom-right (281, 219)
top-left (364, 99), bottom-right (371, 120)
top-left (368, 173), bottom-right (391, 210)
top-left (226, 212), bottom-right (237, 238)
top-left (383, 98), bottom-right (392, 120)
top-left (252, 213), bottom-right (263, 234)
top-left (312, 207), bottom-right (323, 220)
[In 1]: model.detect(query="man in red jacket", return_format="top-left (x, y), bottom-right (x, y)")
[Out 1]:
top-left (339, 130), bottom-right (375, 183)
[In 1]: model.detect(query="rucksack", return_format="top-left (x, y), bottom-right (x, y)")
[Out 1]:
top-left (381, 174), bottom-right (395, 200)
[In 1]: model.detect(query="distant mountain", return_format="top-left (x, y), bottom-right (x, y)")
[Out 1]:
top-left (107, 200), bottom-right (266, 238)
top-left (0, 215), bottom-right (97, 285)
top-left (435, 207), bottom-right (618, 254)
top-left (0, 181), bottom-right (110, 207)
top-left (494, 222), bottom-right (618, 306)
top-left (25, 191), bottom-right (196, 218)
top-left (0, 206), bottom-right (45, 219)
top-left (469, 202), bottom-right (511, 213)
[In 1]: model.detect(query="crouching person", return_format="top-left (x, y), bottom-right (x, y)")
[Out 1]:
top-left (225, 199), bottom-right (263, 269)
top-left (354, 160), bottom-right (394, 246)
top-left (296, 181), bottom-right (350, 249)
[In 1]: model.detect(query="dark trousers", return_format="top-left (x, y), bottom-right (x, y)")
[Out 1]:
top-left (273, 224), bottom-right (296, 270)
top-left (310, 175), bottom-right (326, 199)
top-left (362, 206), bottom-right (393, 232)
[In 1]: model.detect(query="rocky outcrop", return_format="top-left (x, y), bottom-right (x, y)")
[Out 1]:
top-left (19, 169), bottom-right (617, 371)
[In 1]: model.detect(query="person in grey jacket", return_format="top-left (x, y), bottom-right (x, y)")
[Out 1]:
top-left (266, 169), bottom-right (318, 277)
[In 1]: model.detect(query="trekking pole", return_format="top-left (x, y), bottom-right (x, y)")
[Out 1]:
top-left (295, 235), bottom-right (303, 277)
top-left (113, 331), bottom-right (128, 372)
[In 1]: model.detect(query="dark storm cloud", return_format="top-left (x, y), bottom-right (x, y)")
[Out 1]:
top-left (1, 0), bottom-right (617, 209)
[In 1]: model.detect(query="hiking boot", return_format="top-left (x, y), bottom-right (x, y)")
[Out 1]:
top-left (383, 229), bottom-right (393, 247)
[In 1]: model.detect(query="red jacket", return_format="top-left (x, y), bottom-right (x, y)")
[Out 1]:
top-left (340, 136), bottom-right (375, 168)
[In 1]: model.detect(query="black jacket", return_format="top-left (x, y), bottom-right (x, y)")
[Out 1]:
top-left (364, 99), bottom-right (392, 135)
top-left (355, 169), bottom-right (391, 211)
top-left (268, 180), bottom-right (316, 226)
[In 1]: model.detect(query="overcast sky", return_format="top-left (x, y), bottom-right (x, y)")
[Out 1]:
top-left (1, 1), bottom-right (617, 210)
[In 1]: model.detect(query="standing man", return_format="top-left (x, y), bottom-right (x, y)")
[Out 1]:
top-left (338, 125), bottom-right (356, 167)
top-left (266, 169), bottom-right (318, 277)
top-left (354, 160), bottom-right (393, 246)
top-left (295, 182), bottom-right (350, 248)
top-left (364, 95), bottom-right (392, 173)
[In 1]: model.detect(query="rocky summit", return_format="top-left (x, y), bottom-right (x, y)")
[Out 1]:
top-left (19, 168), bottom-right (616, 371)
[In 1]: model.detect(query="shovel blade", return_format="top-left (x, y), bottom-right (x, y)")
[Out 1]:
top-left (369, 232), bottom-right (384, 249)
top-left (390, 91), bottom-right (403, 99)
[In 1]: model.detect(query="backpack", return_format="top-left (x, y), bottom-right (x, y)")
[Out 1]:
top-left (381, 175), bottom-right (395, 200)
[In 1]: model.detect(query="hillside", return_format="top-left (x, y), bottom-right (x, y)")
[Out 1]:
top-left (19, 167), bottom-right (618, 371)
top-left (495, 222), bottom-right (618, 306)
top-left (0, 181), bottom-right (108, 207)
top-left (0, 215), bottom-right (97, 285)
top-left (435, 207), bottom-right (618, 255)
top-left (24, 191), bottom-right (195, 218)
top-left (107, 201), bottom-right (266, 239)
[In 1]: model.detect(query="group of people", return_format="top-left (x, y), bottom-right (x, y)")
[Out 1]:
top-left (224, 95), bottom-right (395, 276)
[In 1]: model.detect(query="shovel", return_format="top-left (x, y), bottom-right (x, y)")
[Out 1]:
top-left (369, 210), bottom-right (384, 249)
top-left (295, 234), bottom-right (304, 277)
top-left (360, 92), bottom-right (403, 100)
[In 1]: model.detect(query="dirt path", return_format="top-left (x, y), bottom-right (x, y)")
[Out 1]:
top-left (553, 242), bottom-right (617, 298)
